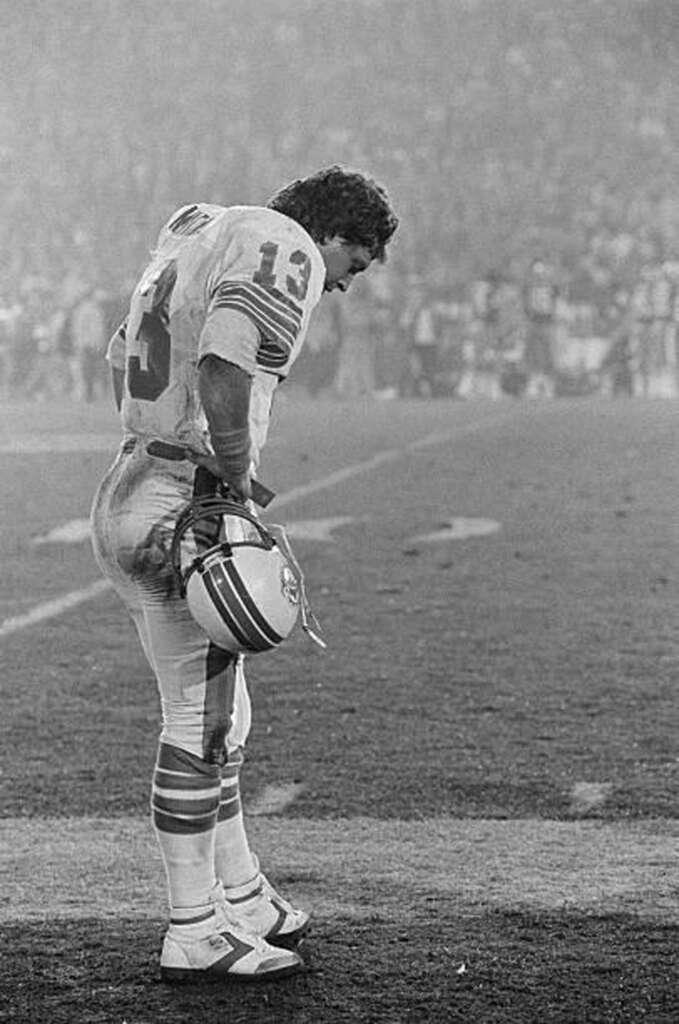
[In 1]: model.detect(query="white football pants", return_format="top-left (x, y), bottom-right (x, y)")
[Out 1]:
top-left (90, 436), bottom-right (252, 762)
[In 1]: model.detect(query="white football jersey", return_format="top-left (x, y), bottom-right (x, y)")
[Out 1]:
top-left (107, 204), bottom-right (326, 463)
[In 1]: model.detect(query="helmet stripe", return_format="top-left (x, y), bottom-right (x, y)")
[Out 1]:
top-left (218, 561), bottom-right (282, 649)
top-left (202, 568), bottom-right (272, 652)
top-left (221, 558), bottom-right (285, 646)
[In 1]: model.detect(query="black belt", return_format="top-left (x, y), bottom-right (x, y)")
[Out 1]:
top-left (145, 439), bottom-right (275, 508)
top-left (146, 439), bottom-right (189, 461)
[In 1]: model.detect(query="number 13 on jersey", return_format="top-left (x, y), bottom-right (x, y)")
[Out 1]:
top-left (253, 243), bottom-right (311, 301)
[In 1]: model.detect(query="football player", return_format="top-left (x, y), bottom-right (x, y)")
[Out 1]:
top-left (90, 166), bottom-right (398, 983)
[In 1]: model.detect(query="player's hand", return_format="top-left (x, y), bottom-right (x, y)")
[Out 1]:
top-left (224, 470), bottom-right (252, 504)
top-left (184, 448), bottom-right (221, 477)
top-left (184, 450), bottom-right (251, 502)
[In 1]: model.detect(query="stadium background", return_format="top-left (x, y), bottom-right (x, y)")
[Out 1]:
top-left (1, 2), bottom-right (679, 1022)
top-left (2, 0), bottom-right (679, 402)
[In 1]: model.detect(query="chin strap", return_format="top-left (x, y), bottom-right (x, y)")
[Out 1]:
top-left (267, 524), bottom-right (327, 650)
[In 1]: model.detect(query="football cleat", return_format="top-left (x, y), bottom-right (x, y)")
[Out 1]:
top-left (160, 901), bottom-right (304, 984)
top-left (219, 856), bottom-right (310, 949)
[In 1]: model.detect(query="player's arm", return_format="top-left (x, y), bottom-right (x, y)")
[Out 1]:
top-left (107, 318), bottom-right (128, 411)
top-left (197, 215), bottom-right (322, 498)
top-left (112, 366), bottom-right (125, 411)
top-left (197, 354), bottom-right (252, 502)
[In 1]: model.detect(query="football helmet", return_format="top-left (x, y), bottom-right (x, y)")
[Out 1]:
top-left (170, 496), bottom-right (302, 654)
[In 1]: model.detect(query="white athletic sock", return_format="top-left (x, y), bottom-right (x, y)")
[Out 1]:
top-left (213, 747), bottom-right (257, 887)
top-left (152, 742), bottom-right (220, 915)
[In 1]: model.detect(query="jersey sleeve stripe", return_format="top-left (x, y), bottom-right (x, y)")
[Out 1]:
top-left (214, 280), bottom-right (303, 324)
top-left (212, 282), bottom-right (302, 348)
top-left (214, 293), bottom-right (295, 352)
top-left (212, 294), bottom-right (296, 349)
top-left (256, 344), bottom-right (289, 370)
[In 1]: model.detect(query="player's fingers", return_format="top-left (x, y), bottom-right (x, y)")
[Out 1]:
top-left (228, 472), bottom-right (252, 503)
top-left (185, 450), bottom-right (220, 476)
top-left (184, 451), bottom-right (251, 500)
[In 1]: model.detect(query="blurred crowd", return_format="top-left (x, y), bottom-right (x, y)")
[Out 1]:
top-left (3, 234), bottom-right (676, 405)
top-left (2, 0), bottom-right (679, 402)
top-left (0, 273), bottom-right (126, 403)
top-left (298, 246), bottom-right (679, 401)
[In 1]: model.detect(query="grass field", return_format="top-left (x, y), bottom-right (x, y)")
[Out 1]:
top-left (1, 392), bottom-right (678, 1023)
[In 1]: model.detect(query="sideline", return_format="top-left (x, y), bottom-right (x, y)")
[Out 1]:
top-left (0, 411), bottom-right (513, 640)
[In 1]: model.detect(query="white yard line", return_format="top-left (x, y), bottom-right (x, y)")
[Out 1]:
top-left (33, 519), bottom-right (92, 545)
top-left (0, 435), bottom-right (122, 454)
top-left (2, 411), bottom-right (513, 639)
top-left (0, 580), bottom-right (112, 639)
top-left (271, 416), bottom-right (510, 509)
top-left (32, 515), bottom-right (358, 547)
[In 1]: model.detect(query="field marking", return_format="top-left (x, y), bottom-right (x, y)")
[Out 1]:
top-left (410, 517), bottom-right (501, 544)
top-left (3, 410), bottom-right (513, 639)
top-left (2, 815), bottom-right (678, 924)
top-left (283, 517), bottom-right (357, 541)
top-left (0, 580), bottom-right (111, 639)
top-left (270, 413), bottom-right (512, 510)
top-left (32, 516), bottom-right (358, 547)
top-left (33, 518), bottom-right (92, 545)
top-left (247, 782), bottom-right (307, 816)
top-left (0, 434), bottom-right (122, 454)
top-left (569, 782), bottom-right (614, 815)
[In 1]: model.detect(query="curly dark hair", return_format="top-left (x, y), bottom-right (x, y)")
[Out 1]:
top-left (267, 165), bottom-right (399, 261)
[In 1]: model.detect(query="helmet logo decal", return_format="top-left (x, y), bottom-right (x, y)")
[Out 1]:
top-left (280, 564), bottom-right (300, 605)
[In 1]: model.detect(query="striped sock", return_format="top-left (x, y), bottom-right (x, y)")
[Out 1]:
top-left (152, 742), bottom-right (221, 919)
top-left (213, 747), bottom-right (257, 887)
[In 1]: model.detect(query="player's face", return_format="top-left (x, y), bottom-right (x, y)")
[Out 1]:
top-left (318, 238), bottom-right (373, 293)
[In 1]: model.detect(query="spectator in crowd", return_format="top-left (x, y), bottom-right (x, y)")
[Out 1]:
top-left (69, 287), bottom-right (109, 402)
top-left (335, 283), bottom-right (376, 398)
top-left (522, 258), bottom-right (559, 398)
top-left (22, 290), bottom-right (72, 401)
top-left (600, 331), bottom-right (636, 397)
top-left (630, 263), bottom-right (656, 395)
top-left (471, 269), bottom-right (504, 355)
top-left (0, 298), bottom-right (22, 400)
top-left (297, 292), bottom-right (343, 397)
top-left (403, 283), bottom-right (440, 397)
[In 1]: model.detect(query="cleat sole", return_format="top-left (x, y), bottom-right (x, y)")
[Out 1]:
top-left (160, 960), bottom-right (304, 985)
